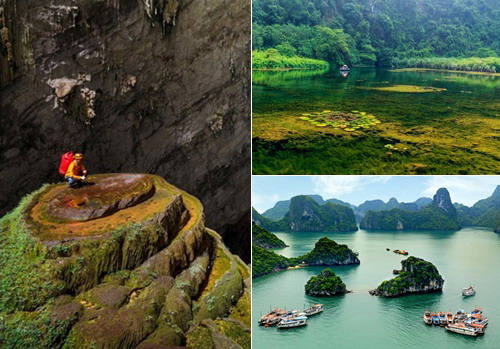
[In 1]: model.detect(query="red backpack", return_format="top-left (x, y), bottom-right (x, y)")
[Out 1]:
top-left (59, 152), bottom-right (74, 175)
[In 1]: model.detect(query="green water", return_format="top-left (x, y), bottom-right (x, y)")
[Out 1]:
top-left (252, 227), bottom-right (500, 348)
top-left (252, 68), bottom-right (500, 174)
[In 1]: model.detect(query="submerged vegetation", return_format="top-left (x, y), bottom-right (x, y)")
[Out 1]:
top-left (253, 49), bottom-right (329, 70)
top-left (298, 110), bottom-right (380, 131)
top-left (356, 85), bottom-right (446, 93)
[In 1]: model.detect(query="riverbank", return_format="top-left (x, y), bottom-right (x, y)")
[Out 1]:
top-left (392, 57), bottom-right (500, 73)
top-left (252, 50), bottom-right (329, 70)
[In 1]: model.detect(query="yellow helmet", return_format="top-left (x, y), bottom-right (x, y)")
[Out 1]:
top-left (74, 153), bottom-right (83, 159)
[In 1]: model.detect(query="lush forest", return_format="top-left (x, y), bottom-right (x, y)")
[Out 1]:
top-left (253, 0), bottom-right (500, 68)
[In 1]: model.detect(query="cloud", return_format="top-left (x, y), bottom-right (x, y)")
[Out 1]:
top-left (311, 176), bottom-right (393, 197)
top-left (251, 192), bottom-right (280, 213)
top-left (422, 176), bottom-right (499, 206)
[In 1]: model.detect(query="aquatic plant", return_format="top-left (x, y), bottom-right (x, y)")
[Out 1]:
top-left (356, 85), bottom-right (446, 93)
top-left (297, 110), bottom-right (381, 131)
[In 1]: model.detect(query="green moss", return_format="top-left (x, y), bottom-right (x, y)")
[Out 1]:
top-left (297, 110), bottom-right (381, 131)
top-left (215, 319), bottom-right (250, 349)
top-left (0, 187), bottom-right (65, 312)
top-left (186, 326), bottom-right (215, 349)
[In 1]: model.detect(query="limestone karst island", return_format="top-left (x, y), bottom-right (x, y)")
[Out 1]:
top-left (0, 174), bottom-right (250, 348)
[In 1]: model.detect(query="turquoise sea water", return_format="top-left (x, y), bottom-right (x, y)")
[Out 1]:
top-left (252, 227), bottom-right (500, 348)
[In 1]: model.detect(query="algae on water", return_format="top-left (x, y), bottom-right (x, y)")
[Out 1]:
top-left (298, 110), bottom-right (381, 131)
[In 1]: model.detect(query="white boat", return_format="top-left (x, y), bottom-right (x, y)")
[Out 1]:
top-left (304, 304), bottom-right (323, 316)
top-left (277, 316), bottom-right (308, 329)
top-left (446, 323), bottom-right (483, 336)
top-left (462, 286), bottom-right (476, 296)
top-left (423, 311), bottom-right (432, 325)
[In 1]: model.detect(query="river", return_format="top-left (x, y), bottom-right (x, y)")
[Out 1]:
top-left (252, 227), bottom-right (500, 348)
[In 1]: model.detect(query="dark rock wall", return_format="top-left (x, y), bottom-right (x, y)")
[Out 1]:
top-left (0, 0), bottom-right (250, 261)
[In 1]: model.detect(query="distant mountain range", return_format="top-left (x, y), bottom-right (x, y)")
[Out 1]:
top-left (360, 188), bottom-right (460, 230)
top-left (262, 194), bottom-right (432, 223)
top-left (253, 185), bottom-right (500, 233)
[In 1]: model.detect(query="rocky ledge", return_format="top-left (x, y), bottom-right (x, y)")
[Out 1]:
top-left (369, 256), bottom-right (444, 297)
top-left (0, 174), bottom-right (250, 349)
top-left (305, 268), bottom-right (348, 296)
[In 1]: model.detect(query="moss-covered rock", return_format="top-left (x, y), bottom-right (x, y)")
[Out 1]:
top-left (0, 174), bottom-right (250, 349)
top-left (305, 268), bottom-right (347, 296)
top-left (369, 256), bottom-right (444, 297)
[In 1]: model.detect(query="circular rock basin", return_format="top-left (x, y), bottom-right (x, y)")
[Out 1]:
top-left (45, 174), bottom-right (155, 222)
top-left (27, 174), bottom-right (182, 241)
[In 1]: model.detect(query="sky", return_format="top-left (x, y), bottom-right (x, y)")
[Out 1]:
top-left (252, 176), bottom-right (500, 213)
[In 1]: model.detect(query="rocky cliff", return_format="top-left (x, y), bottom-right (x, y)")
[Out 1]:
top-left (369, 256), bottom-right (444, 297)
top-left (360, 188), bottom-right (460, 231)
top-left (0, 0), bottom-right (250, 261)
top-left (456, 185), bottom-right (500, 230)
top-left (273, 196), bottom-right (357, 232)
top-left (298, 237), bottom-right (360, 266)
top-left (0, 174), bottom-right (250, 349)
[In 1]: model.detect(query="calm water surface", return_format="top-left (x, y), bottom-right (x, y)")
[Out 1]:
top-left (252, 227), bottom-right (500, 348)
top-left (253, 68), bottom-right (500, 125)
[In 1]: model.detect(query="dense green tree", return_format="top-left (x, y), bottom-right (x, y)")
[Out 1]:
top-left (253, 0), bottom-right (500, 67)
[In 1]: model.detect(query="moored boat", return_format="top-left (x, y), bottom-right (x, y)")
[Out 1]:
top-left (446, 323), bottom-right (483, 336)
top-left (439, 312), bottom-right (448, 326)
top-left (446, 312), bottom-right (454, 324)
top-left (462, 286), bottom-right (476, 296)
top-left (304, 304), bottom-right (323, 316)
top-left (258, 308), bottom-right (286, 326)
top-left (423, 311), bottom-right (432, 325)
top-left (277, 316), bottom-right (308, 329)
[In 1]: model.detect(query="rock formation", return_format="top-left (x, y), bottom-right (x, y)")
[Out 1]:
top-left (360, 188), bottom-right (460, 231)
top-left (305, 268), bottom-right (348, 296)
top-left (369, 256), bottom-right (444, 297)
top-left (0, 0), bottom-right (250, 262)
top-left (0, 174), bottom-right (250, 349)
top-left (252, 237), bottom-right (360, 278)
top-left (252, 223), bottom-right (288, 249)
top-left (456, 185), bottom-right (500, 231)
top-left (299, 237), bottom-right (360, 266)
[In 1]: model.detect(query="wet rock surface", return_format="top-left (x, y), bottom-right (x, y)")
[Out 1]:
top-left (45, 174), bottom-right (155, 222)
top-left (0, 174), bottom-right (250, 348)
top-left (0, 0), bottom-right (250, 262)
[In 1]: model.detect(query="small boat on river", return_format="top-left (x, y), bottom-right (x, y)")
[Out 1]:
top-left (340, 65), bottom-right (350, 71)
top-left (462, 286), bottom-right (476, 296)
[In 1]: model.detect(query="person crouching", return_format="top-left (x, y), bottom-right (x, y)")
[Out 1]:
top-left (65, 153), bottom-right (88, 188)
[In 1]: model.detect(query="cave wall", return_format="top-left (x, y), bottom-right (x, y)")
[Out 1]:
top-left (0, 0), bottom-right (250, 261)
